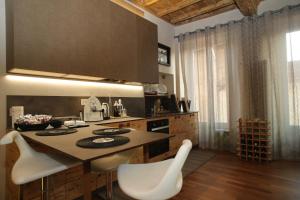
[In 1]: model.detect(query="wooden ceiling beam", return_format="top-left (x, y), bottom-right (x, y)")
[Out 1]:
top-left (157, 0), bottom-right (205, 17)
top-left (130, 0), bottom-right (259, 25)
top-left (175, 4), bottom-right (236, 25)
top-left (169, 0), bottom-right (235, 24)
top-left (233, 0), bottom-right (262, 16)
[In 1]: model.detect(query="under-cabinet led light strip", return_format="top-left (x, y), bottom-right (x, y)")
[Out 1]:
top-left (5, 75), bottom-right (143, 91)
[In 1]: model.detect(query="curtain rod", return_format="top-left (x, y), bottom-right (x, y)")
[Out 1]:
top-left (174, 4), bottom-right (300, 39)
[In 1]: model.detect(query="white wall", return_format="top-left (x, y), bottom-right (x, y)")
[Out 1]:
top-left (175, 0), bottom-right (300, 35)
top-left (0, 0), bottom-right (176, 197)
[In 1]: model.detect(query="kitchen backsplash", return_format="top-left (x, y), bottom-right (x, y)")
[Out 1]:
top-left (7, 95), bottom-right (145, 128)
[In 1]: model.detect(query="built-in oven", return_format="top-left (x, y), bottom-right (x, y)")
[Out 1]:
top-left (147, 119), bottom-right (169, 158)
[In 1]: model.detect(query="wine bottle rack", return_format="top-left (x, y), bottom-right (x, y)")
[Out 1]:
top-left (237, 118), bottom-right (272, 162)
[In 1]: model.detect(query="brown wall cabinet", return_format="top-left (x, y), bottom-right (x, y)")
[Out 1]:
top-left (6, 0), bottom-right (158, 83)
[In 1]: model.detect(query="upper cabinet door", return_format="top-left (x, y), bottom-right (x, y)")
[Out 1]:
top-left (136, 17), bottom-right (158, 83)
top-left (66, 0), bottom-right (112, 78)
top-left (109, 3), bottom-right (138, 82)
top-left (6, 0), bottom-right (158, 83)
top-left (7, 0), bottom-right (73, 74)
top-left (8, 0), bottom-right (112, 77)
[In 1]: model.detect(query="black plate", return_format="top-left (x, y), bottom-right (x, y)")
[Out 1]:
top-left (93, 128), bottom-right (131, 136)
top-left (76, 136), bottom-right (130, 148)
top-left (36, 129), bottom-right (77, 136)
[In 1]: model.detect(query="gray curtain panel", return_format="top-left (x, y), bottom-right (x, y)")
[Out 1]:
top-left (176, 5), bottom-right (300, 159)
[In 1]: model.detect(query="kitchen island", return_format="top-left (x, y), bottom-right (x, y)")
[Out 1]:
top-left (5, 122), bottom-right (170, 200)
top-left (5, 112), bottom-right (199, 200)
top-left (20, 123), bottom-right (166, 162)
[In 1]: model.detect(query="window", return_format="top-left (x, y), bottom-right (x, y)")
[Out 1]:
top-left (212, 45), bottom-right (228, 124)
top-left (287, 31), bottom-right (300, 62)
top-left (286, 31), bottom-right (300, 126)
top-left (193, 43), bottom-right (228, 127)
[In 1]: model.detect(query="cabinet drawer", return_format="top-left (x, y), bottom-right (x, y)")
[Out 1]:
top-left (106, 120), bottom-right (146, 131)
top-left (169, 113), bottom-right (199, 146)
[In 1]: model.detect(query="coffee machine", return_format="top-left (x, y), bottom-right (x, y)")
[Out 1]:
top-left (84, 96), bottom-right (104, 122)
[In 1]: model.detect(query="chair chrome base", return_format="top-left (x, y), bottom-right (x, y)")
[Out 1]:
top-left (41, 176), bottom-right (49, 200)
top-left (94, 171), bottom-right (115, 200)
top-left (19, 185), bottom-right (24, 200)
top-left (106, 171), bottom-right (113, 200)
top-left (19, 177), bottom-right (49, 200)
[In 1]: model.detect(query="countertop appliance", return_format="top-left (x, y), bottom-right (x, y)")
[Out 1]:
top-left (102, 103), bottom-right (110, 120)
top-left (84, 96), bottom-right (104, 122)
top-left (147, 119), bottom-right (169, 158)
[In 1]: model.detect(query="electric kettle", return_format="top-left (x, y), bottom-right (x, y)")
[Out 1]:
top-left (102, 103), bottom-right (110, 120)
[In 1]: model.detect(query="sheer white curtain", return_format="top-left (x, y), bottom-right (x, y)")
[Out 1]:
top-left (260, 7), bottom-right (300, 159)
top-left (241, 7), bottom-right (300, 159)
top-left (177, 25), bottom-right (244, 151)
top-left (176, 5), bottom-right (300, 158)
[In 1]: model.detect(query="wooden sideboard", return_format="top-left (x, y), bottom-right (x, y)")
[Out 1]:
top-left (5, 113), bottom-right (199, 200)
top-left (170, 113), bottom-right (199, 155)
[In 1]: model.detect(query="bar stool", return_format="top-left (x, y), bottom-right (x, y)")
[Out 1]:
top-left (91, 149), bottom-right (136, 200)
top-left (0, 131), bottom-right (78, 200)
top-left (117, 140), bottom-right (192, 200)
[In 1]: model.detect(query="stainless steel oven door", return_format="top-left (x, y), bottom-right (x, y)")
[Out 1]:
top-left (147, 119), bottom-right (169, 158)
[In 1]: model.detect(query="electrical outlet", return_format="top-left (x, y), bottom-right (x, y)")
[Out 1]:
top-left (10, 106), bottom-right (24, 128)
top-left (81, 99), bottom-right (88, 106)
top-left (10, 106), bottom-right (24, 117)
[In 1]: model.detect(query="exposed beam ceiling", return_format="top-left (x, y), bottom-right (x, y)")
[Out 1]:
top-left (175, 4), bottom-right (236, 25)
top-left (170, 0), bottom-right (235, 24)
top-left (129, 0), bottom-right (263, 25)
top-left (157, 0), bottom-right (204, 17)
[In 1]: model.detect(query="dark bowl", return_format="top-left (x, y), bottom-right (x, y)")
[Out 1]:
top-left (49, 119), bottom-right (63, 128)
top-left (14, 122), bottom-right (50, 131)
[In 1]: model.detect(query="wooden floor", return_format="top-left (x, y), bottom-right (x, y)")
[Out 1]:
top-left (171, 152), bottom-right (300, 200)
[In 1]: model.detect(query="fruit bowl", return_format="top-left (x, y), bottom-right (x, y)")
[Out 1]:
top-left (15, 122), bottom-right (50, 131)
top-left (14, 114), bottom-right (52, 131)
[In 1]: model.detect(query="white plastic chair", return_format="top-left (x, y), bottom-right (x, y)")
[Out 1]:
top-left (117, 139), bottom-right (192, 200)
top-left (0, 131), bottom-right (78, 200)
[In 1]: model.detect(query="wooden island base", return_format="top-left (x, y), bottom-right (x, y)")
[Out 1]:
top-left (5, 113), bottom-right (199, 200)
